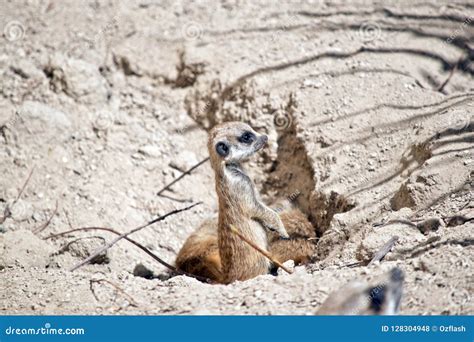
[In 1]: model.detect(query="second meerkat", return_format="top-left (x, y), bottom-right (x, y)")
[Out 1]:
top-left (176, 122), bottom-right (316, 283)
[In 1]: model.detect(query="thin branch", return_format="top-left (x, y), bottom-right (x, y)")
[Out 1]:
top-left (229, 225), bottom-right (293, 274)
top-left (68, 202), bottom-right (201, 272)
top-left (33, 200), bottom-right (59, 234)
top-left (13, 167), bottom-right (35, 203)
top-left (90, 278), bottom-right (139, 307)
top-left (341, 261), bottom-right (365, 268)
top-left (63, 209), bottom-right (74, 229)
top-left (157, 157), bottom-right (209, 196)
top-left (0, 167), bottom-right (35, 224)
top-left (46, 225), bottom-right (210, 282)
top-left (437, 57), bottom-right (461, 92)
top-left (368, 236), bottom-right (399, 266)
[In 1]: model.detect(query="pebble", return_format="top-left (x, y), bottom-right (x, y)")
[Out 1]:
top-left (10, 59), bottom-right (44, 79)
top-left (133, 263), bottom-right (155, 279)
top-left (138, 145), bottom-right (161, 158)
top-left (19, 101), bottom-right (72, 130)
top-left (302, 79), bottom-right (323, 88)
top-left (169, 151), bottom-right (198, 171)
top-left (277, 260), bottom-right (295, 276)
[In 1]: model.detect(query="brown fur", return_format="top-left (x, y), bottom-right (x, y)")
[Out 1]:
top-left (175, 219), bottom-right (222, 281)
top-left (175, 122), bottom-right (316, 283)
top-left (269, 208), bottom-right (316, 265)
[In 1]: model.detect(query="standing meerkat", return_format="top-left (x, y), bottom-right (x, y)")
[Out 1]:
top-left (175, 121), bottom-right (316, 283)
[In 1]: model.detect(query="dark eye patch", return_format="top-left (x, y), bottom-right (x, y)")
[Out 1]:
top-left (238, 131), bottom-right (255, 144)
top-left (216, 142), bottom-right (230, 157)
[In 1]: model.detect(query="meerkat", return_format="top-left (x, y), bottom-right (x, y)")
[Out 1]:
top-left (175, 121), bottom-right (316, 283)
top-left (317, 267), bottom-right (404, 315)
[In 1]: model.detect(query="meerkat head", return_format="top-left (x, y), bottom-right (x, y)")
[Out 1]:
top-left (208, 122), bottom-right (268, 169)
top-left (317, 267), bottom-right (404, 315)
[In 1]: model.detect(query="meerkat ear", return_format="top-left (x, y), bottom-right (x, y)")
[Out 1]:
top-left (216, 142), bottom-right (230, 157)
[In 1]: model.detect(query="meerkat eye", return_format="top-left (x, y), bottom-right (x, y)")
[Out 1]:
top-left (216, 142), bottom-right (230, 157)
top-left (238, 131), bottom-right (255, 144)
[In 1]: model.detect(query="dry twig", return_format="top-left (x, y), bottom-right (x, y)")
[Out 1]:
top-left (69, 202), bottom-right (201, 272)
top-left (437, 57), bottom-right (461, 92)
top-left (33, 200), bottom-right (59, 234)
top-left (0, 167), bottom-right (35, 224)
top-left (368, 236), bottom-right (399, 266)
top-left (229, 225), bottom-right (293, 274)
top-left (63, 209), bottom-right (74, 229)
top-left (46, 225), bottom-right (210, 282)
top-left (89, 278), bottom-right (139, 307)
top-left (157, 157), bottom-right (209, 196)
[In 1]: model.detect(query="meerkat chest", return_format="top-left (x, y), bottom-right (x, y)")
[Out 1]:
top-left (221, 168), bottom-right (257, 206)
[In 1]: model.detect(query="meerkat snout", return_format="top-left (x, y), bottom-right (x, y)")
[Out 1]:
top-left (253, 134), bottom-right (268, 151)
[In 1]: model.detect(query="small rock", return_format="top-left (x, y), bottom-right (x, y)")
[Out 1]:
top-left (169, 151), bottom-right (198, 171)
top-left (10, 59), bottom-right (44, 79)
top-left (44, 54), bottom-right (108, 104)
top-left (133, 263), bottom-right (155, 279)
top-left (416, 218), bottom-right (442, 234)
top-left (277, 259), bottom-right (295, 276)
top-left (58, 236), bottom-right (109, 264)
top-left (19, 101), bottom-right (71, 132)
top-left (302, 79), bottom-right (322, 88)
top-left (294, 265), bottom-right (308, 274)
top-left (138, 145), bottom-right (161, 158)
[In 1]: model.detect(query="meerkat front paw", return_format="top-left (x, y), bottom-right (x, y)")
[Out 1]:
top-left (272, 214), bottom-right (290, 239)
top-left (254, 213), bottom-right (289, 239)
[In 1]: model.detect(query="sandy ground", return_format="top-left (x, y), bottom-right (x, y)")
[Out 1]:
top-left (0, 0), bottom-right (473, 315)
